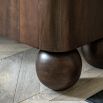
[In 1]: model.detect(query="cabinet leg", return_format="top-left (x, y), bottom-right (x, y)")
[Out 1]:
top-left (36, 49), bottom-right (82, 91)
top-left (81, 39), bottom-right (103, 69)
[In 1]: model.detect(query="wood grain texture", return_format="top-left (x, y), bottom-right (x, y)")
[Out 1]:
top-left (70, 0), bottom-right (103, 50)
top-left (0, 0), bottom-right (19, 40)
top-left (20, 0), bottom-right (39, 48)
top-left (20, 0), bottom-right (72, 51)
top-left (20, 0), bottom-right (103, 52)
top-left (38, 0), bottom-right (71, 52)
top-left (0, 0), bottom-right (103, 52)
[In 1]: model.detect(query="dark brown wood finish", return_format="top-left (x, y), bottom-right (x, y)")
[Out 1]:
top-left (0, 0), bottom-right (103, 91)
top-left (70, 0), bottom-right (103, 50)
top-left (20, 0), bottom-right (39, 48)
top-left (36, 50), bottom-right (82, 90)
top-left (38, 0), bottom-right (71, 52)
top-left (81, 39), bottom-right (103, 69)
top-left (20, 0), bottom-right (103, 52)
top-left (0, 0), bottom-right (19, 40)
top-left (0, 0), bottom-right (103, 52)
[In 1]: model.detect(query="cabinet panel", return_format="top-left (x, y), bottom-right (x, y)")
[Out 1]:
top-left (38, 0), bottom-right (71, 52)
top-left (70, 0), bottom-right (103, 49)
top-left (38, 0), bottom-right (103, 52)
top-left (20, 0), bottom-right (103, 52)
top-left (20, 0), bottom-right (39, 48)
top-left (0, 0), bottom-right (103, 52)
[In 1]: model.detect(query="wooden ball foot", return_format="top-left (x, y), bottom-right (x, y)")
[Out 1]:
top-left (81, 39), bottom-right (103, 69)
top-left (36, 50), bottom-right (82, 91)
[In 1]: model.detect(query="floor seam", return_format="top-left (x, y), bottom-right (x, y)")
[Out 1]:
top-left (0, 48), bottom-right (33, 61)
top-left (12, 52), bottom-right (25, 103)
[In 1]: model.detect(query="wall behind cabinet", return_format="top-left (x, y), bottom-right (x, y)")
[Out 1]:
top-left (0, 0), bottom-right (20, 40)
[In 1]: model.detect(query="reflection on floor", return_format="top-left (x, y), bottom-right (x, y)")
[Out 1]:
top-left (87, 90), bottom-right (103, 103)
top-left (0, 37), bottom-right (103, 103)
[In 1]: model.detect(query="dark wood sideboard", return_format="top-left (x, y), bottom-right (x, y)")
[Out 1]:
top-left (0, 0), bottom-right (103, 90)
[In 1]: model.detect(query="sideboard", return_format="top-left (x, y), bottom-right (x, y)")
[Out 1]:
top-left (0, 0), bottom-right (103, 91)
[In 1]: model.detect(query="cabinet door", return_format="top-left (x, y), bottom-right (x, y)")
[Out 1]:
top-left (0, 0), bottom-right (19, 40)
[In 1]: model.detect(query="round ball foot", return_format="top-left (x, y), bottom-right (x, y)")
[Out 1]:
top-left (81, 39), bottom-right (103, 69)
top-left (36, 50), bottom-right (82, 91)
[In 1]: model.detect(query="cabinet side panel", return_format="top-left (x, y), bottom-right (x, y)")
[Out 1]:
top-left (39, 0), bottom-right (103, 52)
top-left (20, 0), bottom-right (39, 48)
top-left (0, 0), bottom-right (20, 40)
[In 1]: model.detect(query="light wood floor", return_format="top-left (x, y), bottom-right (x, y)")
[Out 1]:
top-left (0, 37), bottom-right (103, 103)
